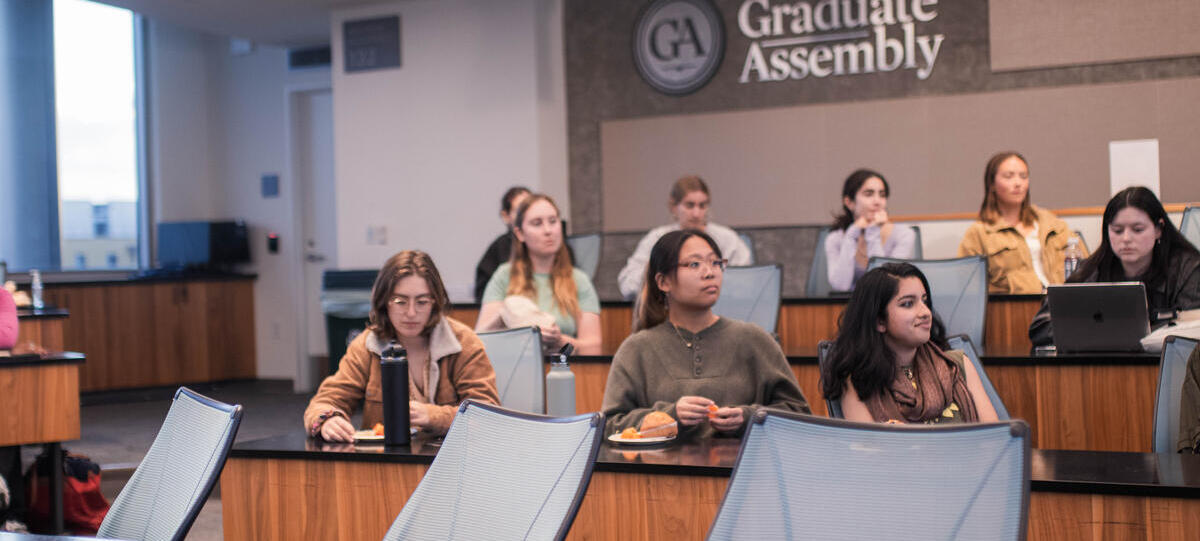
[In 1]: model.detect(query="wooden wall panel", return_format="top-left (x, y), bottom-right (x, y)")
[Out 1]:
top-left (779, 303), bottom-right (843, 352)
top-left (0, 363), bottom-right (80, 445)
top-left (600, 306), bottom-right (633, 354)
top-left (791, 364), bottom-right (825, 417)
top-left (16, 317), bottom-right (64, 351)
top-left (985, 298), bottom-right (1041, 353)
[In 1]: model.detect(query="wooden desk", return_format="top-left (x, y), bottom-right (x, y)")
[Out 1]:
top-left (16, 308), bottom-right (68, 352)
top-left (553, 349), bottom-right (1160, 453)
top-left (451, 294), bottom-right (1043, 356)
top-left (0, 352), bottom-right (85, 533)
top-left (221, 433), bottom-right (1200, 541)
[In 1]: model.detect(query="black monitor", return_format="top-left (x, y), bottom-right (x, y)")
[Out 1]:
top-left (157, 220), bottom-right (250, 271)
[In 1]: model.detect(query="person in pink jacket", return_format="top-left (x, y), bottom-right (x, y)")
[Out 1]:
top-left (0, 289), bottom-right (16, 350)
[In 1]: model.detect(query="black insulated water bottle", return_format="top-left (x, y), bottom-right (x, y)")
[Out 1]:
top-left (381, 342), bottom-right (411, 446)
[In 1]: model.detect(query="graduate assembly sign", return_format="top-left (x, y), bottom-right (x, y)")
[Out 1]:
top-left (632, 0), bottom-right (948, 94)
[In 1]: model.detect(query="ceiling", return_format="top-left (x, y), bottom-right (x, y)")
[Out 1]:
top-left (93, 0), bottom-right (380, 48)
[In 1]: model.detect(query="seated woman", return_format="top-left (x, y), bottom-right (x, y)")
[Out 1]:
top-left (821, 263), bottom-right (999, 424)
top-left (477, 194), bottom-right (602, 354)
top-left (1029, 187), bottom-right (1200, 346)
top-left (825, 169), bottom-right (917, 291)
top-left (959, 151), bottom-right (1085, 294)
top-left (1179, 345), bottom-right (1200, 453)
top-left (602, 229), bottom-right (810, 438)
top-left (617, 175), bottom-right (752, 299)
top-left (305, 250), bottom-right (499, 441)
top-left (473, 186), bottom-right (530, 302)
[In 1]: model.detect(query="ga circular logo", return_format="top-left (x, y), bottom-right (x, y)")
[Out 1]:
top-left (633, 0), bottom-right (725, 96)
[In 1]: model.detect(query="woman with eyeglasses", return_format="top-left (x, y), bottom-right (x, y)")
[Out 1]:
top-left (821, 263), bottom-right (999, 424)
top-left (476, 193), bottom-right (602, 354)
top-left (304, 250), bottom-right (499, 441)
top-left (601, 229), bottom-right (810, 439)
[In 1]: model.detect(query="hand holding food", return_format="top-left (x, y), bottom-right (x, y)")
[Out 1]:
top-left (707, 404), bottom-right (719, 419)
top-left (675, 396), bottom-right (716, 426)
top-left (709, 406), bottom-right (744, 433)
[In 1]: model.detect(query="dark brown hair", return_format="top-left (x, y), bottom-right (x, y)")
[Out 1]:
top-left (832, 169), bottom-right (889, 231)
top-left (634, 229), bottom-right (723, 332)
top-left (979, 151), bottom-right (1036, 226)
top-left (368, 250), bottom-right (450, 342)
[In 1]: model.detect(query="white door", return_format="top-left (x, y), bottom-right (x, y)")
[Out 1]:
top-left (295, 88), bottom-right (335, 392)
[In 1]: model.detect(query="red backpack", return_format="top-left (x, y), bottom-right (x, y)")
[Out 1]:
top-left (25, 450), bottom-right (109, 534)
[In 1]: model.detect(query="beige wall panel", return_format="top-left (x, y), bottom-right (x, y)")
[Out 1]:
top-left (991, 0), bottom-right (1200, 71)
top-left (601, 77), bottom-right (1200, 230)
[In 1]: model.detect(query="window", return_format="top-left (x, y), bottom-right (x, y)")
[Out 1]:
top-left (54, 0), bottom-right (141, 270)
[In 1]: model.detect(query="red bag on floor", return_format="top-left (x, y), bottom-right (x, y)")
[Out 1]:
top-left (24, 450), bottom-right (109, 534)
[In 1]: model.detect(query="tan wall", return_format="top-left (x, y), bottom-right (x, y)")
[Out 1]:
top-left (991, 0), bottom-right (1200, 71)
top-left (602, 77), bottom-right (1200, 230)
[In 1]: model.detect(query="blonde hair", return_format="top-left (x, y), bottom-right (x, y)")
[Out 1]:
top-left (979, 151), bottom-right (1036, 226)
top-left (508, 194), bottom-right (580, 320)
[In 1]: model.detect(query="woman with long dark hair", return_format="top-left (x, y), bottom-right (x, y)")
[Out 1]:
top-left (602, 229), bottom-right (810, 438)
top-left (959, 152), bottom-right (1086, 293)
top-left (825, 169), bottom-right (917, 291)
top-left (1029, 187), bottom-right (1200, 346)
top-left (821, 263), bottom-right (999, 424)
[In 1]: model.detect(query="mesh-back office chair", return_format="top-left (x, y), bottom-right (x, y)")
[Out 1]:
top-left (566, 233), bottom-right (602, 280)
top-left (947, 334), bottom-right (1011, 420)
top-left (1153, 336), bottom-right (1199, 453)
top-left (707, 411), bottom-right (1030, 541)
top-left (870, 256), bottom-right (988, 347)
top-left (806, 227), bottom-right (834, 297)
top-left (1181, 207), bottom-right (1200, 250)
top-left (816, 340), bottom-right (842, 419)
top-left (383, 401), bottom-right (604, 541)
top-left (478, 326), bottom-right (545, 414)
top-left (737, 231), bottom-right (756, 263)
top-left (97, 388), bottom-right (243, 541)
top-left (712, 264), bottom-right (782, 334)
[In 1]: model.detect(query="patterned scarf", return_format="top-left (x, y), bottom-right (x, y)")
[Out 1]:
top-left (865, 343), bottom-right (979, 424)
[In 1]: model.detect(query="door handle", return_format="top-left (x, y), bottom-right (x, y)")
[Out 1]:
top-left (305, 252), bottom-right (326, 263)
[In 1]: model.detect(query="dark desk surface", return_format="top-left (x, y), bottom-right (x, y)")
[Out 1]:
top-left (0, 534), bottom-right (120, 541)
top-left (563, 350), bottom-right (1160, 366)
top-left (0, 351), bottom-right (85, 368)
top-left (15, 307), bottom-right (69, 319)
top-left (233, 431), bottom-right (1200, 498)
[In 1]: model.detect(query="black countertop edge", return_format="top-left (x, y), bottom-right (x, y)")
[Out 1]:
top-left (591, 293), bottom-right (1044, 307)
top-left (38, 272), bottom-right (257, 288)
top-left (560, 354), bottom-right (1159, 366)
top-left (0, 352), bottom-right (85, 368)
top-left (229, 447), bottom-right (437, 464)
top-left (1031, 479), bottom-right (1200, 499)
top-left (15, 308), bottom-right (69, 319)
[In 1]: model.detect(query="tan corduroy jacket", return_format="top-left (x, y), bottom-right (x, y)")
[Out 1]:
top-left (303, 316), bottom-right (499, 435)
top-left (957, 205), bottom-right (1086, 294)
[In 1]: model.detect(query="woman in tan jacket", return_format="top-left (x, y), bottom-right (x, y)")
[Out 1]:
top-left (958, 151), bottom-right (1086, 294)
top-left (304, 250), bottom-right (499, 441)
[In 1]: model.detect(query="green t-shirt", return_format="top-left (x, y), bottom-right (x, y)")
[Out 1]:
top-left (482, 262), bottom-right (600, 337)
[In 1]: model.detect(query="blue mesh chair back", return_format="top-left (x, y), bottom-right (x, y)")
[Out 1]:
top-left (870, 255), bottom-right (988, 346)
top-left (1153, 336), bottom-right (1199, 452)
top-left (707, 411), bottom-right (1030, 541)
top-left (566, 233), bottom-right (602, 280)
top-left (97, 387), bottom-right (242, 541)
top-left (712, 264), bottom-right (782, 333)
top-left (383, 401), bottom-right (604, 541)
top-left (1182, 206), bottom-right (1200, 250)
top-left (805, 227), bottom-right (834, 297)
top-left (737, 231), bottom-right (756, 263)
top-left (947, 334), bottom-right (1010, 420)
top-left (478, 326), bottom-right (545, 414)
top-left (909, 225), bottom-right (924, 259)
top-left (816, 340), bottom-right (842, 419)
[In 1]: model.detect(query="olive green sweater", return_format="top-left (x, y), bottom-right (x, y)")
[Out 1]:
top-left (601, 317), bottom-right (811, 438)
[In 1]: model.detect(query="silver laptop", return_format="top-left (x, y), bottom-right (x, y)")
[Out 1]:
top-left (1047, 282), bottom-right (1151, 353)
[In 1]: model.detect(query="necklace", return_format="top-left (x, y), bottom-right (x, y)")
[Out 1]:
top-left (901, 365), bottom-right (914, 381)
top-left (670, 323), bottom-right (694, 349)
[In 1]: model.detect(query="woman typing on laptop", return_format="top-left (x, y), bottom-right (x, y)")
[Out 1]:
top-left (1029, 187), bottom-right (1200, 347)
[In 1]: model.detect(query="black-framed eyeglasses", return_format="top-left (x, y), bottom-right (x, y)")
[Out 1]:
top-left (676, 259), bottom-right (728, 273)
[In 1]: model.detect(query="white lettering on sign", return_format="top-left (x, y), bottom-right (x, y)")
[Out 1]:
top-left (737, 0), bottom-right (944, 83)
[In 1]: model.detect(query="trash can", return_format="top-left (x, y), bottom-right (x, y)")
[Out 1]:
top-left (322, 269), bottom-right (379, 375)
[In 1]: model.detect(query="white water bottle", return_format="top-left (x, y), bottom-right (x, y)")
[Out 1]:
top-left (545, 344), bottom-right (576, 416)
top-left (1063, 237), bottom-right (1081, 281)
top-left (30, 269), bottom-right (44, 309)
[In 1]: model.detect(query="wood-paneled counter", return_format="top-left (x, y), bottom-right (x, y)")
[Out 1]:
top-left (0, 352), bottom-right (84, 446)
top-left (42, 276), bottom-right (256, 391)
top-left (448, 294), bottom-right (1043, 356)
top-left (552, 348), bottom-right (1159, 453)
top-left (222, 432), bottom-right (1200, 541)
top-left (16, 308), bottom-right (68, 352)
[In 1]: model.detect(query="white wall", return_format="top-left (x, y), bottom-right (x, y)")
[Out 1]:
top-left (330, 0), bottom-right (569, 302)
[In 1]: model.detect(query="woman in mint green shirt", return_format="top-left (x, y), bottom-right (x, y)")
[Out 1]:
top-left (476, 194), bottom-right (602, 354)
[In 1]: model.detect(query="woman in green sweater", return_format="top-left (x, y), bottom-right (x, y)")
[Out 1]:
top-left (600, 229), bottom-right (811, 438)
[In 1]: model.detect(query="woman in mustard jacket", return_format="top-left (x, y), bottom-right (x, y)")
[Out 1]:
top-left (958, 151), bottom-right (1086, 294)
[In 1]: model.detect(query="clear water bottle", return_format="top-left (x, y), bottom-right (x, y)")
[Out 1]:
top-left (30, 269), bottom-right (44, 310)
top-left (1063, 237), bottom-right (1081, 281)
top-left (380, 342), bottom-right (411, 446)
top-left (545, 344), bottom-right (576, 416)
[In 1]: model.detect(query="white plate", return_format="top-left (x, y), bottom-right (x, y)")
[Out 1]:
top-left (354, 427), bottom-right (418, 442)
top-left (607, 433), bottom-right (675, 445)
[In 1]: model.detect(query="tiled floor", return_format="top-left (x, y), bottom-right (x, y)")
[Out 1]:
top-left (24, 380), bottom-right (316, 540)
